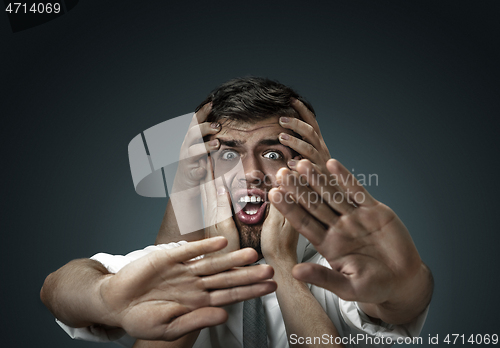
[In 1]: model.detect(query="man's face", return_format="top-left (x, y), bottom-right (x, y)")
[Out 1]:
top-left (209, 116), bottom-right (298, 254)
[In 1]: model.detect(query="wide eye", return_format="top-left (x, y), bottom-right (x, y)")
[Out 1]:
top-left (263, 151), bottom-right (282, 160)
top-left (221, 150), bottom-right (239, 161)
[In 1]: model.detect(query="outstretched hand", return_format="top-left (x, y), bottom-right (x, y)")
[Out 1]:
top-left (98, 237), bottom-right (276, 341)
top-left (269, 159), bottom-right (432, 324)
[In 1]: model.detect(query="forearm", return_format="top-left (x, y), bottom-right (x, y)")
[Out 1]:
top-left (272, 260), bottom-right (343, 348)
top-left (156, 200), bottom-right (204, 244)
top-left (358, 262), bottom-right (433, 325)
top-left (40, 258), bottom-right (112, 327)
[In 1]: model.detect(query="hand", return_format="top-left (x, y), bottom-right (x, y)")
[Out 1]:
top-left (201, 157), bottom-right (240, 253)
top-left (269, 159), bottom-right (432, 324)
top-left (168, 103), bottom-right (222, 236)
top-left (278, 98), bottom-right (331, 172)
top-left (98, 237), bottom-right (276, 340)
top-left (261, 203), bottom-right (299, 267)
top-left (171, 103), bottom-right (221, 195)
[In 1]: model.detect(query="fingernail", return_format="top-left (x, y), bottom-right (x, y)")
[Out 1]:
top-left (210, 139), bottom-right (219, 146)
top-left (280, 117), bottom-right (290, 124)
top-left (288, 159), bottom-right (296, 167)
top-left (280, 133), bottom-right (290, 140)
top-left (211, 122), bottom-right (220, 129)
top-left (217, 186), bottom-right (226, 195)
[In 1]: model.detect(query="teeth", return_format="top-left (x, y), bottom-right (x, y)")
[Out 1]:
top-left (238, 195), bottom-right (262, 203)
top-left (244, 210), bottom-right (258, 215)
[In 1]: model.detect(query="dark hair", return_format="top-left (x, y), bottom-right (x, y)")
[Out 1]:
top-left (195, 77), bottom-right (315, 124)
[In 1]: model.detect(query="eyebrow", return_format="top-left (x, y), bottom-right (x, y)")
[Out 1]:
top-left (218, 137), bottom-right (283, 148)
top-left (218, 139), bottom-right (245, 147)
top-left (258, 138), bottom-right (281, 146)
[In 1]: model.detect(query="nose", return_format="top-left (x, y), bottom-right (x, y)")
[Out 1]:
top-left (241, 156), bottom-right (265, 186)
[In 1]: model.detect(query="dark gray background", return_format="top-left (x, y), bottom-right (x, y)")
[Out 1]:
top-left (1, 1), bottom-right (499, 347)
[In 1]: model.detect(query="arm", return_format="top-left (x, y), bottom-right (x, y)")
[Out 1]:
top-left (134, 162), bottom-right (241, 348)
top-left (273, 99), bottom-right (433, 325)
top-left (40, 258), bottom-right (113, 328)
top-left (271, 160), bottom-right (433, 326)
top-left (41, 237), bottom-right (277, 341)
top-left (261, 205), bottom-right (343, 348)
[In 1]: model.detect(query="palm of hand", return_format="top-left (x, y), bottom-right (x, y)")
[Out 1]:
top-left (317, 203), bottom-right (421, 304)
top-left (99, 251), bottom-right (209, 340)
top-left (97, 238), bottom-right (277, 341)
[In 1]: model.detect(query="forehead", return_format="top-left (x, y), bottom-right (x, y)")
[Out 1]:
top-left (212, 116), bottom-right (292, 143)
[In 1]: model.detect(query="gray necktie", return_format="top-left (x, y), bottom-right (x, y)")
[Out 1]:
top-left (243, 297), bottom-right (268, 348)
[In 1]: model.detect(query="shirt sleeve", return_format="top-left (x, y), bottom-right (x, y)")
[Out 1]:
top-left (55, 241), bottom-right (189, 347)
top-left (338, 299), bottom-right (429, 340)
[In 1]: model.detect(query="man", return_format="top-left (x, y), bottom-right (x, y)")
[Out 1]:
top-left (41, 77), bottom-right (432, 347)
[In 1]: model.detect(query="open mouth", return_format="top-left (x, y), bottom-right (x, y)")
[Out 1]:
top-left (233, 189), bottom-right (268, 225)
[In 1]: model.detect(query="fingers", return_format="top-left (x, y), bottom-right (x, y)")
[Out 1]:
top-left (278, 131), bottom-right (325, 165)
top-left (290, 98), bottom-right (321, 136)
top-left (162, 307), bottom-right (228, 341)
top-left (201, 264), bottom-right (274, 289)
top-left (188, 248), bottom-right (259, 276)
top-left (295, 160), bottom-right (357, 215)
top-left (264, 202), bottom-right (285, 226)
top-left (292, 263), bottom-right (355, 301)
top-left (275, 166), bottom-right (341, 225)
top-left (166, 237), bottom-right (228, 263)
top-left (183, 103), bottom-right (221, 162)
top-left (201, 159), bottom-right (218, 217)
top-left (190, 102), bottom-right (212, 127)
top-left (209, 280), bottom-right (278, 307)
top-left (278, 99), bottom-right (330, 166)
top-left (326, 159), bottom-right (376, 207)
top-left (215, 181), bottom-right (233, 226)
top-left (278, 116), bottom-right (330, 163)
top-left (268, 186), bottom-right (327, 245)
top-left (184, 122), bottom-right (221, 158)
top-left (186, 138), bottom-right (219, 161)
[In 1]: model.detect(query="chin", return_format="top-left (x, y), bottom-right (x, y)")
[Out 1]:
top-left (233, 201), bottom-right (270, 257)
top-left (236, 219), bottom-right (263, 254)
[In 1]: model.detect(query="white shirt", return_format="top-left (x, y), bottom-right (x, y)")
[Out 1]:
top-left (57, 237), bottom-right (428, 348)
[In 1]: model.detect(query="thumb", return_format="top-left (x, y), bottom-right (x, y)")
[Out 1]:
top-left (215, 179), bottom-right (233, 225)
top-left (292, 263), bottom-right (356, 301)
top-left (266, 189), bottom-right (286, 226)
top-left (160, 307), bottom-right (228, 341)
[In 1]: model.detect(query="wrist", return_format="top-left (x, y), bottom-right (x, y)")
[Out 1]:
top-left (363, 262), bottom-right (433, 325)
top-left (265, 255), bottom-right (296, 275)
top-left (95, 273), bottom-right (123, 328)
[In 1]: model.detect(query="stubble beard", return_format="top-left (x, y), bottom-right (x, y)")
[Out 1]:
top-left (236, 220), bottom-right (263, 256)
